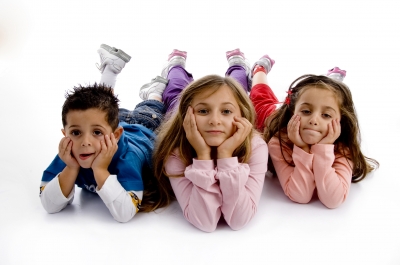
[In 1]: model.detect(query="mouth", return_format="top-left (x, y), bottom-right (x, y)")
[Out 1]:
top-left (206, 130), bottom-right (223, 134)
top-left (79, 153), bottom-right (95, 160)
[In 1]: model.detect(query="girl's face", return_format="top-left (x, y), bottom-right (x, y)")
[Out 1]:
top-left (191, 85), bottom-right (242, 147)
top-left (294, 87), bottom-right (341, 145)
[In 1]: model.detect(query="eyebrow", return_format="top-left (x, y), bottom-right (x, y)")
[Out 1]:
top-left (300, 103), bottom-right (338, 113)
top-left (194, 102), bottom-right (236, 108)
top-left (67, 124), bottom-right (107, 129)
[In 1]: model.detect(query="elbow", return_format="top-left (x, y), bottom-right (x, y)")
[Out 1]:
top-left (285, 189), bottom-right (313, 204)
top-left (185, 212), bottom-right (219, 233)
top-left (320, 197), bottom-right (346, 209)
top-left (40, 196), bottom-right (64, 214)
top-left (189, 218), bottom-right (218, 233)
top-left (112, 211), bottom-right (135, 223)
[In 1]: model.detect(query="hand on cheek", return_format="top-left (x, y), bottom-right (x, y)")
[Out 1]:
top-left (58, 137), bottom-right (80, 170)
top-left (318, 119), bottom-right (341, 145)
top-left (92, 133), bottom-right (118, 171)
top-left (183, 106), bottom-right (211, 160)
top-left (217, 116), bottom-right (252, 159)
top-left (287, 115), bottom-right (309, 152)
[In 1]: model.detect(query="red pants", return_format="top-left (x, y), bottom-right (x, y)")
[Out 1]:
top-left (250, 84), bottom-right (279, 131)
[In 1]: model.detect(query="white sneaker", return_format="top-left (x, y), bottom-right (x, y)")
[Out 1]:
top-left (139, 76), bottom-right (169, 100)
top-left (96, 44), bottom-right (131, 74)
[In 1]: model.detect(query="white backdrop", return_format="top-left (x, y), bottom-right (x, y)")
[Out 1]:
top-left (1, 0), bottom-right (399, 264)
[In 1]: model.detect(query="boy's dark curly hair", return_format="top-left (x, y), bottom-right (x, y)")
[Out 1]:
top-left (61, 83), bottom-right (119, 130)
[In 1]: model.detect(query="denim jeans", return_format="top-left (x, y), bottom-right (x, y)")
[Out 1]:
top-left (118, 99), bottom-right (165, 132)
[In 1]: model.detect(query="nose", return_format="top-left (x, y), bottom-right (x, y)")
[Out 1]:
top-left (81, 134), bottom-right (92, 147)
top-left (209, 112), bottom-right (221, 125)
top-left (308, 113), bottom-right (319, 126)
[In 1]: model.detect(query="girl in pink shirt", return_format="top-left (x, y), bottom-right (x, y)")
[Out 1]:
top-left (249, 55), bottom-right (379, 208)
top-left (153, 49), bottom-right (268, 232)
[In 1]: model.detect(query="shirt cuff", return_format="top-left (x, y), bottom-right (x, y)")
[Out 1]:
top-left (192, 159), bottom-right (215, 170)
top-left (47, 174), bottom-right (75, 204)
top-left (217, 157), bottom-right (239, 171)
top-left (96, 175), bottom-right (126, 204)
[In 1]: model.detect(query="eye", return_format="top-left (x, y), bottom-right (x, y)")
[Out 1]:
top-left (322, 113), bottom-right (332, 118)
top-left (222, 109), bottom-right (232, 115)
top-left (197, 109), bottom-right (208, 114)
top-left (70, 130), bottom-right (80, 136)
top-left (301, 110), bottom-right (311, 115)
top-left (93, 130), bottom-right (103, 136)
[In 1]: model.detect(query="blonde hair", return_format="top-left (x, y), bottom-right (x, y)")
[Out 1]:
top-left (153, 74), bottom-right (256, 205)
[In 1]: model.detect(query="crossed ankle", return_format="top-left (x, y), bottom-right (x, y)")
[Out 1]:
top-left (252, 65), bottom-right (267, 76)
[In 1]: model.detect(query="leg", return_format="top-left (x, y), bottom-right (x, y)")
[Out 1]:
top-left (118, 100), bottom-right (165, 132)
top-left (160, 49), bottom-right (193, 114)
top-left (249, 54), bottom-right (278, 131)
top-left (163, 66), bottom-right (193, 114)
top-left (225, 48), bottom-right (251, 92)
top-left (96, 44), bottom-right (131, 89)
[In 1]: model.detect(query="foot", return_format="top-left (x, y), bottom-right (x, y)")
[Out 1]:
top-left (139, 76), bottom-right (169, 100)
top-left (226, 48), bottom-right (251, 75)
top-left (251, 54), bottom-right (275, 77)
top-left (96, 44), bottom-right (131, 74)
top-left (326, 67), bottom-right (346, 81)
top-left (161, 49), bottom-right (187, 78)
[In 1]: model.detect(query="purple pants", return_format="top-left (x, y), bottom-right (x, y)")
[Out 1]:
top-left (162, 65), bottom-right (249, 114)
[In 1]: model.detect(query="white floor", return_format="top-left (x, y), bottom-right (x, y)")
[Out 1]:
top-left (1, 0), bottom-right (399, 264)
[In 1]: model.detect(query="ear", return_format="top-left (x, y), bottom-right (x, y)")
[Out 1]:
top-left (113, 126), bottom-right (123, 142)
top-left (61, 129), bottom-right (66, 136)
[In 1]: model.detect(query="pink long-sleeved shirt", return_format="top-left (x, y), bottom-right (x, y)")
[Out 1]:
top-left (268, 136), bottom-right (353, 208)
top-left (165, 134), bottom-right (268, 232)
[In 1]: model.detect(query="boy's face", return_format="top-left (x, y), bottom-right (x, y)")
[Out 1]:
top-left (62, 108), bottom-right (120, 168)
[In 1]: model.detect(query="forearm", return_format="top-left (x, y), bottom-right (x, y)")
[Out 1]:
top-left (312, 145), bottom-right (353, 208)
top-left (170, 160), bottom-right (223, 232)
top-left (270, 142), bottom-right (316, 203)
top-left (58, 166), bottom-right (79, 197)
top-left (96, 175), bottom-right (141, 223)
top-left (218, 159), bottom-right (258, 230)
top-left (40, 175), bottom-right (74, 213)
top-left (218, 140), bottom-right (268, 230)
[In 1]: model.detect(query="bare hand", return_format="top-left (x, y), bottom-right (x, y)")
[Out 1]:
top-left (217, 116), bottom-right (252, 159)
top-left (318, 119), bottom-right (341, 145)
top-left (91, 133), bottom-right (118, 171)
top-left (58, 137), bottom-right (80, 170)
top-left (287, 115), bottom-right (309, 152)
top-left (183, 106), bottom-right (211, 160)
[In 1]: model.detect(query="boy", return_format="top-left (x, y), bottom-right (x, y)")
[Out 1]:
top-left (40, 44), bottom-right (168, 222)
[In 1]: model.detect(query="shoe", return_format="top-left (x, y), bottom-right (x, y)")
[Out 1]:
top-left (226, 48), bottom-right (251, 75)
top-left (96, 44), bottom-right (131, 74)
top-left (251, 54), bottom-right (275, 77)
top-left (139, 76), bottom-right (169, 100)
top-left (161, 49), bottom-right (187, 78)
top-left (326, 67), bottom-right (346, 81)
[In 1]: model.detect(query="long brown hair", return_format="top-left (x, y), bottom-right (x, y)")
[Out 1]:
top-left (264, 74), bottom-right (379, 182)
top-left (153, 75), bottom-right (257, 205)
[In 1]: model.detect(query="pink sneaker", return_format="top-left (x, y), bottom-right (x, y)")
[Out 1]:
top-left (226, 48), bottom-right (245, 60)
top-left (167, 49), bottom-right (187, 61)
top-left (327, 67), bottom-right (346, 81)
top-left (225, 48), bottom-right (250, 75)
top-left (161, 49), bottom-right (187, 78)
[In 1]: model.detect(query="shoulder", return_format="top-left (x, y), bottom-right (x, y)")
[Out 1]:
top-left (251, 133), bottom-right (267, 147)
top-left (165, 148), bottom-right (186, 176)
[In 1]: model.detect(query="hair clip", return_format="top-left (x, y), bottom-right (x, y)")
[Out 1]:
top-left (284, 90), bottom-right (292, 105)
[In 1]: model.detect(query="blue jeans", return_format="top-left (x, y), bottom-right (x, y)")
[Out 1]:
top-left (118, 100), bottom-right (165, 132)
